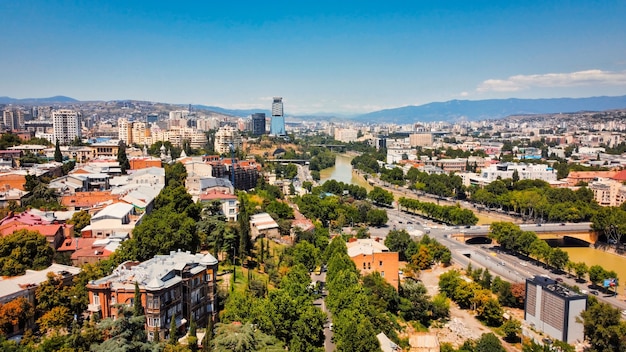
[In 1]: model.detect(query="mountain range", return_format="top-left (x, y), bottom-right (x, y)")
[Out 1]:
top-left (2, 95), bottom-right (626, 122)
top-left (353, 95), bottom-right (626, 123)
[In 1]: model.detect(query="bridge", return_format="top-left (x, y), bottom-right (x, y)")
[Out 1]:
top-left (265, 159), bottom-right (309, 165)
top-left (450, 222), bottom-right (598, 245)
top-left (310, 144), bottom-right (347, 152)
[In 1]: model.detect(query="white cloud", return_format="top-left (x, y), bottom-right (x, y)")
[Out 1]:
top-left (476, 69), bottom-right (626, 93)
top-left (459, 91), bottom-right (469, 97)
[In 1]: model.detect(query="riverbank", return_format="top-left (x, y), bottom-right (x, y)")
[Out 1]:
top-left (351, 168), bottom-right (521, 225)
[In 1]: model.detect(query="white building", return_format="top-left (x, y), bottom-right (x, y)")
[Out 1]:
top-left (53, 109), bottom-right (81, 144)
top-left (477, 163), bottom-right (557, 183)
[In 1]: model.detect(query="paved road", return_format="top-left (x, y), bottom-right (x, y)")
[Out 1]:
top-left (311, 271), bottom-right (335, 352)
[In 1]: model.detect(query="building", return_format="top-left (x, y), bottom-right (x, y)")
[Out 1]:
top-left (334, 128), bottom-right (359, 143)
top-left (270, 97), bottom-right (286, 136)
top-left (477, 163), bottom-right (557, 184)
top-left (52, 109), bottom-right (81, 144)
top-left (588, 178), bottom-right (626, 206)
top-left (250, 213), bottom-right (280, 240)
top-left (0, 264), bottom-right (80, 336)
top-left (346, 239), bottom-right (399, 290)
top-left (409, 133), bottom-right (433, 148)
top-left (524, 275), bottom-right (586, 344)
top-left (214, 126), bottom-right (242, 155)
top-left (87, 250), bottom-right (218, 341)
top-left (251, 113), bottom-right (266, 136)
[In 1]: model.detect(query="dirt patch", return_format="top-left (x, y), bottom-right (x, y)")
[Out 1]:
top-left (417, 265), bottom-right (523, 351)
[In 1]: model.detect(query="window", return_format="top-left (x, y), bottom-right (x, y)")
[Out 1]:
top-left (93, 294), bottom-right (100, 305)
top-left (367, 262), bottom-right (371, 270)
top-left (379, 261), bottom-right (383, 266)
top-left (381, 271), bottom-right (385, 277)
top-left (363, 263), bottom-right (366, 269)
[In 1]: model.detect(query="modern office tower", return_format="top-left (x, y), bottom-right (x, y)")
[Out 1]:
top-left (251, 113), bottom-right (266, 136)
top-left (52, 109), bottom-right (81, 144)
top-left (270, 97), bottom-right (286, 136)
top-left (525, 276), bottom-right (586, 344)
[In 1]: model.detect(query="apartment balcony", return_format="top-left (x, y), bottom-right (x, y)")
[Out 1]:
top-left (87, 303), bottom-right (102, 312)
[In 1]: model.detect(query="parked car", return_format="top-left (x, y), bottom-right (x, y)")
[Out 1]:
top-left (556, 278), bottom-right (563, 283)
top-left (590, 290), bottom-right (599, 295)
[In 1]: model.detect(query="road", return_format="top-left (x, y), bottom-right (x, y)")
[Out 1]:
top-left (311, 271), bottom-right (335, 352)
top-left (384, 208), bottom-right (626, 313)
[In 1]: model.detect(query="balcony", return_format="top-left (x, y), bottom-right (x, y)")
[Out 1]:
top-left (87, 303), bottom-right (102, 312)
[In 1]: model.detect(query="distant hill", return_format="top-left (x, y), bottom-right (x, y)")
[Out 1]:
top-left (191, 104), bottom-right (270, 117)
top-left (354, 95), bottom-right (626, 123)
top-left (0, 95), bottom-right (79, 104)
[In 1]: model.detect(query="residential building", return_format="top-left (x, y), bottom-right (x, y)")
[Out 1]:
top-left (250, 213), bottom-right (279, 240)
top-left (588, 178), bottom-right (626, 206)
top-left (334, 128), bottom-right (358, 143)
top-left (409, 133), bottom-right (433, 147)
top-left (270, 97), bottom-right (286, 136)
top-left (81, 202), bottom-right (141, 238)
top-left (524, 275), bottom-right (586, 344)
top-left (52, 109), bottom-right (81, 144)
top-left (214, 126), bottom-right (242, 154)
top-left (87, 250), bottom-right (218, 341)
top-left (199, 189), bottom-right (238, 221)
top-left (346, 238), bottom-right (399, 290)
top-left (251, 113), bottom-right (266, 136)
top-left (477, 163), bottom-right (557, 183)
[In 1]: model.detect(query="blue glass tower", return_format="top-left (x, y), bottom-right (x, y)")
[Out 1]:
top-left (270, 97), bottom-right (286, 136)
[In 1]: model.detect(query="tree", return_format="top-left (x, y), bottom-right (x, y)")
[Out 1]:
top-left (133, 282), bottom-right (144, 317)
top-left (212, 322), bottom-right (284, 352)
top-left (0, 297), bottom-right (34, 336)
top-left (475, 333), bottom-right (506, 352)
top-left (366, 209), bottom-right (388, 227)
top-left (37, 306), bottom-right (73, 333)
top-left (384, 230), bottom-right (413, 261)
top-left (117, 141), bottom-right (131, 174)
top-left (169, 315), bottom-right (178, 344)
top-left (54, 139), bottom-right (63, 162)
top-left (367, 186), bottom-right (394, 206)
top-left (581, 298), bottom-right (626, 351)
top-left (0, 230), bottom-right (54, 276)
top-left (501, 318), bottom-right (521, 342)
top-left (67, 210), bottom-right (91, 237)
top-left (203, 318), bottom-right (214, 352)
top-left (188, 314), bottom-right (198, 352)
top-left (548, 248), bottom-right (569, 271)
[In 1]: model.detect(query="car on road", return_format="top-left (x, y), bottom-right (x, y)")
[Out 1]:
top-left (556, 278), bottom-right (563, 283)
top-left (590, 290), bottom-right (599, 295)
top-left (622, 310), bottom-right (626, 316)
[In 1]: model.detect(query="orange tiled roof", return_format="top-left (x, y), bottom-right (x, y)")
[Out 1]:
top-left (61, 191), bottom-right (119, 208)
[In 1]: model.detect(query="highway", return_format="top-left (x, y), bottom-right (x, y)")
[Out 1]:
top-left (382, 208), bottom-right (626, 313)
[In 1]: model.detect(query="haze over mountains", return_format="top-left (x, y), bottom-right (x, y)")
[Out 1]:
top-left (2, 95), bottom-right (626, 123)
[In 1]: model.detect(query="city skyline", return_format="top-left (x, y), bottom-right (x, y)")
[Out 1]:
top-left (1, 1), bottom-right (626, 114)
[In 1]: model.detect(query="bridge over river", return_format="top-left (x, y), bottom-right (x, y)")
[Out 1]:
top-left (451, 222), bottom-right (598, 245)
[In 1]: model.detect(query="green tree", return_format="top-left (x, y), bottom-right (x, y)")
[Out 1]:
top-left (475, 333), bottom-right (505, 352)
top-left (384, 229), bottom-right (413, 261)
top-left (188, 314), bottom-right (198, 352)
top-left (54, 139), bottom-right (63, 162)
top-left (67, 210), bottom-right (91, 237)
top-left (501, 319), bottom-right (521, 342)
top-left (581, 298), bottom-right (626, 351)
top-left (0, 230), bottom-right (54, 276)
top-left (169, 315), bottom-right (178, 344)
top-left (367, 186), bottom-right (394, 206)
top-left (117, 141), bottom-right (131, 174)
top-left (133, 282), bottom-right (144, 317)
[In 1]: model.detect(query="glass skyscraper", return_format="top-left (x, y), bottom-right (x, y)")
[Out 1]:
top-left (270, 97), bottom-right (286, 136)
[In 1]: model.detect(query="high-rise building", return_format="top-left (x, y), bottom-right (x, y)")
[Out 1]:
top-left (251, 113), bottom-right (266, 136)
top-left (214, 126), bottom-right (242, 155)
top-left (52, 109), bottom-right (81, 144)
top-left (524, 276), bottom-right (586, 344)
top-left (270, 97), bottom-right (286, 136)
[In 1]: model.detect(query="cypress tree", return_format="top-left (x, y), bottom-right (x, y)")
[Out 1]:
top-left (188, 314), bottom-right (198, 352)
top-left (169, 316), bottom-right (177, 345)
top-left (133, 281), bottom-right (144, 316)
top-left (54, 139), bottom-right (63, 162)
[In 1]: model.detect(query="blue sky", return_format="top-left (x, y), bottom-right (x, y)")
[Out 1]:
top-left (1, 1), bottom-right (626, 114)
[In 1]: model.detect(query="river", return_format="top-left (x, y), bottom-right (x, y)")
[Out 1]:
top-left (319, 154), bottom-right (372, 190)
top-left (319, 154), bottom-right (626, 283)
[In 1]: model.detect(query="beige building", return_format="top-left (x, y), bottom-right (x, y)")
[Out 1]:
top-left (214, 126), bottom-right (242, 154)
top-left (589, 178), bottom-right (626, 206)
top-left (409, 133), bottom-right (433, 147)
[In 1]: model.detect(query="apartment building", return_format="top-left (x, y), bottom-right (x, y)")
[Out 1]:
top-left (525, 276), bottom-right (586, 344)
top-left (347, 239), bottom-right (399, 290)
top-left (52, 109), bottom-right (81, 144)
top-left (87, 250), bottom-right (218, 341)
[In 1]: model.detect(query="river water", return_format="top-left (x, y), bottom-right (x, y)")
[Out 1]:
top-left (319, 153), bottom-right (626, 283)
